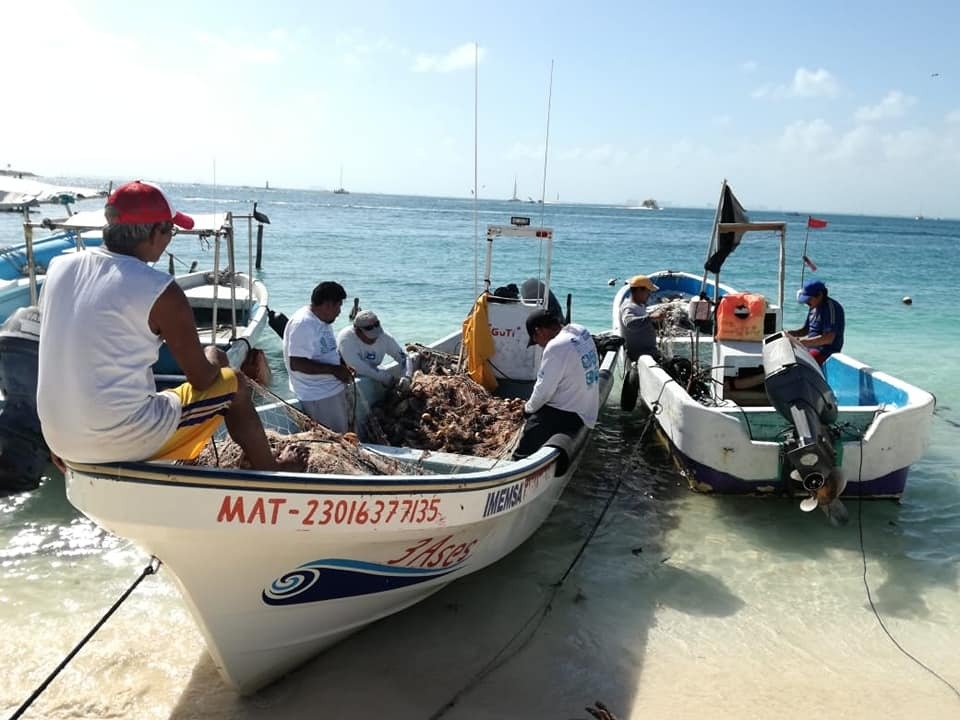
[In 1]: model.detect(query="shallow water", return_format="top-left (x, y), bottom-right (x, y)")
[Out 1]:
top-left (1, 185), bottom-right (958, 718)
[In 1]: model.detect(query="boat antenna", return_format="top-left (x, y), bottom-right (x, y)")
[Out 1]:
top-left (472, 41), bottom-right (479, 299)
top-left (535, 60), bottom-right (554, 293)
top-left (538, 59), bottom-right (554, 227)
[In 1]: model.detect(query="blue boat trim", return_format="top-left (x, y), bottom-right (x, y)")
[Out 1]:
top-left (262, 557), bottom-right (462, 604)
top-left (670, 445), bottom-right (909, 499)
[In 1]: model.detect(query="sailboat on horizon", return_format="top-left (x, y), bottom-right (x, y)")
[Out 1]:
top-left (508, 174), bottom-right (521, 202)
top-left (333, 166), bottom-right (349, 195)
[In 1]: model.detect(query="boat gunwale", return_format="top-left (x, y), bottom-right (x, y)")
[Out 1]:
top-left (66, 349), bottom-right (618, 495)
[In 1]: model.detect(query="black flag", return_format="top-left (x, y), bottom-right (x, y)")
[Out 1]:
top-left (704, 183), bottom-right (749, 274)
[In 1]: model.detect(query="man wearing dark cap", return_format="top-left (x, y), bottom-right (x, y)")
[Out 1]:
top-left (37, 180), bottom-right (279, 470)
top-left (788, 279), bottom-right (845, 364)
top-left (513, 310), bottom-right (600, 459)
top-left (619, 274), bottom-right (667, 361)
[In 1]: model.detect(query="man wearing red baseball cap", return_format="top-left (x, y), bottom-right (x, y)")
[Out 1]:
top-left (37, 180), bottom-right (279, 470)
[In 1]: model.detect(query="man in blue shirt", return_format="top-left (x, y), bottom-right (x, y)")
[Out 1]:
top-left (789, 279), bottom-right (845, 364)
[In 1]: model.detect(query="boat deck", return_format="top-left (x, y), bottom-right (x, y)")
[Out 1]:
top-left (183, 283), bottom-right (254, 308)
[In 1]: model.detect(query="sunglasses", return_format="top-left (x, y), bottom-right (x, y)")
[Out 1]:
top-left (360, 322), bottom-right (380, 331)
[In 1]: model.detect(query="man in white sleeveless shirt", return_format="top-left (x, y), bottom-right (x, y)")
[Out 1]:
top-left (37, 180), bottom-right (279, 470)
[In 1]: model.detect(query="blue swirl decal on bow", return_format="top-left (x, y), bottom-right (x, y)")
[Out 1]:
top-left (262, 558), bottom-right (461, 605)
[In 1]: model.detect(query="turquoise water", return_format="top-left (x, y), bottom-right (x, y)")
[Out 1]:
top-left (1, 184), bottom-right (958, 719)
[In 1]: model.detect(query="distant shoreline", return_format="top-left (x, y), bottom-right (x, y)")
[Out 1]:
top-left (0, 168), bottom-right (37, 177)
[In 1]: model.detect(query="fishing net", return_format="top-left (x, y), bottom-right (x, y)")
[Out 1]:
top-left (362, 344), bottom-right (525, 457)
top-left (190, 345), bottom-right (525, 474)
top-left (365, 373), bottom-right (525, 457)
top-left (190, 397), bottom-right (416, 475)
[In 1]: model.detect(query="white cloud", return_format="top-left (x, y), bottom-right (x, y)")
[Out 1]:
top-left (413, 43), bottom-right (484, 73)
top-left (754, 67), bottom-right (840, 99)
top-left (945, 109), bottom-right (960, 124)
top-left (777, 119), bottom-right (835, 155)
top-left (792, 68), bottom-right (840, 97)
top-left (854, 91), bottom-right (916, 122)
top-left (334, 30), bottom-right (404, 68)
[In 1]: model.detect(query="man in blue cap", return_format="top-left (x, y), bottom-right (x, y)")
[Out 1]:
top-left (788, 279), bottom-right (845, 364)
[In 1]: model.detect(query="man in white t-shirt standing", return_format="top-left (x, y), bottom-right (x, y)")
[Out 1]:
top-left (282, 281), bottom-right (353, 433)
top-left (513, 310), bottom-right (600, 459)
top-left (337, 310), bottom-right (411, 390)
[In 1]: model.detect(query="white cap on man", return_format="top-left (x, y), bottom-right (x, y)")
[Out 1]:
top-left (354, 310), bottom-right (383, 339)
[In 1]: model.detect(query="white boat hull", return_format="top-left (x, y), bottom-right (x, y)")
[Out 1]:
top-left (627, 349), bottom-right (934, 497)
top-left (64, 217), bottom-right (618, 692)
top-left (66, 344), bottom-right (616, 692)
top-left (66, 328), bottom-right (617, 693)
top-left (613, 255), bottom-right (934, 499)
top-left (66, 449), bottom-right (572, 692)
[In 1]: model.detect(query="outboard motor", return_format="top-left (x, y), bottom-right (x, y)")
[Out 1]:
top-left (762, 332), bottom-right (848, 525)
top-left (0, 306), bottom-right (47, 494)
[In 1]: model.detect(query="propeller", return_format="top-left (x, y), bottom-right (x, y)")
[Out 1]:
top-left (821, 468), bottom-right (849, 526)
top-left (794, 467), bottom-right (848, 525)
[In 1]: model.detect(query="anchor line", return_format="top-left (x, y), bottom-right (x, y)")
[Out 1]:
top-left (855, 439), bottom-right (960, 702)
top-left (10, 556), bottom-right (162, 720)
top-left (427, 382), bottom-right (670, 720)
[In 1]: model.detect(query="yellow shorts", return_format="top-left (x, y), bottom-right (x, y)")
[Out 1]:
top-left (150, 369), bottom-right (238, 461)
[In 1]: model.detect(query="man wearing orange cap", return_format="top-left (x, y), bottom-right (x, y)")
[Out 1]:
top-left (619, 274), bottom-right (667, 362)
top-left (37, 180), bottom-right (279, 470)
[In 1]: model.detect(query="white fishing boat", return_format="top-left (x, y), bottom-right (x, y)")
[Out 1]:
top-left (63, 217), bottom-right (620, 693)
top-left (509, 175), bottom-right (521, 202)
top-left (0, 207), bottom-right (271, 494)
top-left (0, 175), bottom-right (106, 212)
top-left (612, 181), bottom-right (935, 522)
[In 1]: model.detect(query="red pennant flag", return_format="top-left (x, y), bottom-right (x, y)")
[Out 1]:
top-left (807, 216), bottom-right (828, 229)
top-left (802, 255), bottom-right (818, 271)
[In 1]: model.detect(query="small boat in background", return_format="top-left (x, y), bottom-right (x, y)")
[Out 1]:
top-left (613, 180), bottom-right (935, 523)
top-left (0, 175), bottom-right (106, 212)
top-left (332, 165), bottom-right (349, 195)
top-left (508, 175), bottom-right (521, 202)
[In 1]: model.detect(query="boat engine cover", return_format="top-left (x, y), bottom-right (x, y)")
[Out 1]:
top-left (762, 332), bottom-right (838, 425)
top-left (0, 306), bottom-right (47, 493)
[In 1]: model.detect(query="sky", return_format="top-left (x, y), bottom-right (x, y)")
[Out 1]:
top-left (2, 0), bottom-right (958, 217)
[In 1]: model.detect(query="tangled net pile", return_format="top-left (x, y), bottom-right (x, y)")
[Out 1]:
top-left (366, 373), bottom-right (525, 457)
top-left (190, 344), bottom-right (525, 473)
top-left (191, 422), bottom-right (416, 475)
top-left (364, 343), bottom-right (525, 457)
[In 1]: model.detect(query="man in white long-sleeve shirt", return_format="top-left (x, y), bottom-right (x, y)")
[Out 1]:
top-left (337, 310), bottom-right (410, 389)
top-left (513, 310), bottom-right (600, 459)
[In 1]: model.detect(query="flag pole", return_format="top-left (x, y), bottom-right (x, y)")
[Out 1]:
top-left (800, 217), bottom-right (812, 285)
